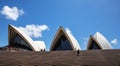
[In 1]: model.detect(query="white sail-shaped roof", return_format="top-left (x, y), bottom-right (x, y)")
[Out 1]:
top-left (8, 24), bottom-right (46, 51)
top-left (50, 26), bottom-right (81, 51)
top-left (87, 32), bottom-right (112, 50)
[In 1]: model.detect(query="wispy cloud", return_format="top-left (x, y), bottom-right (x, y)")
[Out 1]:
top-left (111, 38), bottom-right (118, 44)
top-left (83, 37), bottom-right (89, 45)
top-left (1, 6), bottom-right (24, 21)
top-left (79, 37), bottom-right (89, 50)
top-left (18, 24), bottom-right (49, 38)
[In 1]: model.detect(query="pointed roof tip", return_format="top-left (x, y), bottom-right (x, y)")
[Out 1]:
top-left (8, 24), bottom-right (15, 28)
top-left (95, 32), bottom-right (100, 35)
top-left (58, 26), bottom-right (65, 32)
top-left (8, 24), bottom-right (14, 29)
top-left (90, 35), bottom-right (93, 37)
top-left (8, 24), bottom-right (14, 26)
top-left (8, 24), bottom-right (12, 27)
top-left (94, 32), bottom-right (102, 38)
top-left (59, 26), bottom-right (64, 29)
top-left (59, 26), bottom-right (63, 28)
top-left (96, 32), bottom-right (100, 33)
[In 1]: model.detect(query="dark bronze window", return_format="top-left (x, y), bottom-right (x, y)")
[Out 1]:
top-left (53, 35), bottom-right (72, 51)
top-left (89, 41), bottom-right (101, 50)
top-left (12, 34), bottom-right (32, 50)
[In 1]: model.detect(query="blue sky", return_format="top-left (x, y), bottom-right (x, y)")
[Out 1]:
top-left (0, 0), bottom-right (120, 50)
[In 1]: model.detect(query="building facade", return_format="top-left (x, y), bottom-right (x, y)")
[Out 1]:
top-left (0, 24), bottom-right (119, 66)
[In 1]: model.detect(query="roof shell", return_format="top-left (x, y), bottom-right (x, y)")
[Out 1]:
top-left (9, 24), bottom-right (46, 51)
top-left (87, 32), bottom-right (112, 49)
top-left (50, 26), bottom-right (81, 51)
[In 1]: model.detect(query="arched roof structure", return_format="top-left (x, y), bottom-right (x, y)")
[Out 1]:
top-left (8, 24), bottom-right (46, 51)
top-left (50, 26), bottom-right (81, 51)
top-left (87, 32), bottom-right (112, 50)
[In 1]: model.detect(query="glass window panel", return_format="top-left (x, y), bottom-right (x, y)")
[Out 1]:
top-left (53, 35), bottom-right (72, 51)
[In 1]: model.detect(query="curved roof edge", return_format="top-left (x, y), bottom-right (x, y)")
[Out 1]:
top-left (50, 26), bottom-right (81, 51)
top-left (87, 32), bottom-right (112, 50)
top-left (9, 24), bottom-right (46, 51)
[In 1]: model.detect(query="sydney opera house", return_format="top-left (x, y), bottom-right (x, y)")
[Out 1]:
top-left (0, 24), bottom-right (120, 66)
top-left (0, 25), bottom-right (46, 51)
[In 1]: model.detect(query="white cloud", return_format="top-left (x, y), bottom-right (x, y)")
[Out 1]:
top-left (111, 38), bottom-right (118, 44)
top-left (34, 41), bottom-right (46, 50)
top-left (18, 24), bottom-right (49, 38)
top-left (1, 6), bottom-right (24, 21)
top-left (65, 27), bottom-right (72, 34)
